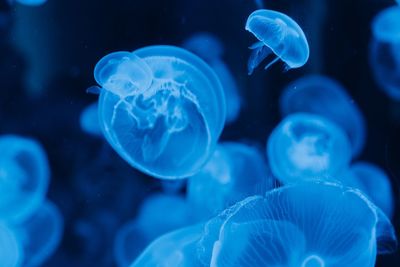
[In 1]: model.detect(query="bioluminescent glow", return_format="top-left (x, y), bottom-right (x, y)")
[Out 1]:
top-left (80, 102), bottom-right (102, 137)
top-left (0, 223), bottom-right (23, 267)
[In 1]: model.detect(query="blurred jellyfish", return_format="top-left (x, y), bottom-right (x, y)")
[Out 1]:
top-left (370, 6), bottom-right (400, 100)
top-left (0, 223), bottom-right (23, 267)
top-left (14, 201), bottom-right (63, 267)
top-left (80, 102), bottom-right (102, 137)
top-left (344, 162), bottom-right (394, 218)
top-left (131, 224), bottom-right (204, 267)
top-left (0, 135), bottom-right (50, 223)
top-left (198, 182), bottom-right (398, 267)
top-left (114, 194), bottom-right (190, 267)
top-left (245, 9), bottom-right (309, 74)
top-left (94, 45), bottom-right (226, 179)
top-left (280, 75), bottom-right (366, 157)
top-left (267, 113), bottom-right (352, 184)
top-left (183, 33), bottom-right (242, 124)
top-left (11, 0), bottom-right (47, 6)
top-left (187, 142), bottom-right (273, 221)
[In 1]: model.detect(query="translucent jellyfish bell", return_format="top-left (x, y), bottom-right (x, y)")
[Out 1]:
top-left (198, 182), bottom-right (398, 267)
top-left (181, 33), bottom-right (224, 62)
top-left (80, 102), bottom-right (102, 137)
top-left (371, 6), bottom-right (400, 43)
top-left (95, 46), bottom-right (226, 179)
top-left (0, 223), bottom-right (23, 267)
top-left (280, 75), bottom-right (366, 157)
top-left (0, 135), bottom-right (50, 223)
top-left (245, 9), bottom-right (309, 74)
top-left (267, 113), bottom-right (352, 184)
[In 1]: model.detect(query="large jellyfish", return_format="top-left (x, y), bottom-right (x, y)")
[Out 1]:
top-left (198, 181), bottom-right (398, 267)
top-left (0, 135), bottom-right (50, 223)
top-left (187, 142), bottom-right (273, 221)
top-left (80, 102), bottom-right (102, 137)
top-left (0, 223), bottom-right (23, 267)
top-left (245, 9), bottom-right (309, 74)
top-left (114, 193), bottom-right (190, 267)
top-left (94, 45), bottom-right (226, 179)
top-left (183, 33), bottom-right (242, 123)
top-left (280, 75), bottom-right (366, 157)
top-left (370, 5), bottom-right (400, 100)
top-left (267, 113), bottom-right (352, 184)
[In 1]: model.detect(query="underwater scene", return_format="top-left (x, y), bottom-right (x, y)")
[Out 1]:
top-left (0, 0), bottom-right (400, 266)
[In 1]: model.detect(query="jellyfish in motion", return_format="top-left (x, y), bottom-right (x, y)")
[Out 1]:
top-left (370, 6), bottom-right (400, 100)
top-left (245, 9), bottom-right (309, 75)
top-left (80, 102), bottom-right (102, 137)
top-left (187, 142), bottom-right (273, 221)
top-left (198, 182), bottom-right (398, 267)
top-left (0, 135), bottom-right (50, 223)
top-left (94, 46), bottom-right (226, 179)
top-left (280, 75), bottom-right (366, 157)
top-left (0, 223), bottom-right (23, 267)
top-left (267, 113), bottom-right (352, 184)
top-left (114, 194), bottom-right (190, 267)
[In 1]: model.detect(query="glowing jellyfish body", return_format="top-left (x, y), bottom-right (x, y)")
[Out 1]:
top-left (15, 0), bottom-right (47, 6)
top-left (187, 142), bottom-right (272, 221)
top-left (80, 102), bottom-right (102, 136)
top-left (0, 135), bottom-right (49, 223)
top-left (183, 33), bottom-right (241, 124)
top-left (370, 6), bottom-right (400, 100)
top-left (245, 9), bottom-right (309, 74)
top-left (0, 223), bottom-right (23, 267)
top-left (95, 46), bottom-right (226, 179)
top-left (130, 224), bottom-right (204, 267)
top-left (198, 182), bottom-right (397, 267)
top-left (267, 113), bottom-right (352, 184)
top-left (280, 75), bottom-right (366, 156)
top-left (114, 194), bottom-right (190, 267)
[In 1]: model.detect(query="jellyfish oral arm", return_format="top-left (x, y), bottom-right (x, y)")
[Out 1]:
top-left (247, 42), bottom-right (276, 75)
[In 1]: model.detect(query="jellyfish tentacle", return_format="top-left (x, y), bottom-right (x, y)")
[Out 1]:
top-left (247, 42), bottom-right (272, 75)
top-left (264, 56), bottom-right (280, 70)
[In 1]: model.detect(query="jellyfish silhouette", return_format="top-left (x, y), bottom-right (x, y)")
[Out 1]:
top-left (94, 45), bottom-right (226, 179)
top-left (0, 135), bottom-right (50, 223)
top-left (245, 9), bottom-right (309, 74)
top-left (198, 181), bottom-right (397, 267)
top-left (80, 102), bottom-right (102, 137)
top-left (0, 223), bottom-right (23, 267)
top-left (370, 6), bottom-right (400, 100)
top-left (267, 113), bottom-right (352, 184)
top-left (280, 75), bottom-right (366, 157)
top-left (187, 142), bottom-right (273, 221)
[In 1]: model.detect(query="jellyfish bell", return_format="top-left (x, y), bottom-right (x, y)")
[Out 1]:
top-left (371, 6), bottom-right (400, 43)
top-left (0, 223), bottom-right (23, 267)
top-left (245, 9), bottom-right (309, 74)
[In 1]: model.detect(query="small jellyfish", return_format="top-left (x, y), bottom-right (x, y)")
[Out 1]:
top-left (280, 75), bottom-right (366, 157)
top-left (245, 9), bottom-right (309, 74)
top-left (182, 33), bottom-right (224, 62)
top-left (94, 46), bottom-right (226, 179)
top-left (80, 102), bottom-right (102, 137)
top-left (131, 224), bottom-right (204, 267)
top-left (187, 142), bottom-right (273, 221)
top-left (267, 113), bottom-right (352, 184)
top-left (0, 223), bottom-right (23, 267)
top-left (370, 6), bottom-right (400, 100)
top-left (198, 182), bottom-right (397, 267)
top-left (0, 135), bottom-right (50, 223)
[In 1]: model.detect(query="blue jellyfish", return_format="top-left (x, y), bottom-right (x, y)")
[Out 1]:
top-left (131, 224), bottom-right (204, 267)
top-left (0, 135), bottom-right (50, 223)
top-left (183, 33), bottom-right (242, 124)
top-left (280, 75), bottom-right (366, 157)
top-left (370, 6), bottom-right (400, 100)
top-left (114, 194), bottom-right (190, 267)
top-left (0, 223), bottom-right (23, 267)
top-left (267, 113), bottom-right (352, 184)
top-left (187, 142), bottom-right (273, 221)
top-left (245, 9), bottom-right (309, 74)
top-left (94, 45), bottom-right (226, 179)
top-left (80, 102), bottom-right (102, 137)
top-left (198, 182), bottom-right (398, 267)
top-left (344, 162), bottom-right (394, 218)
top-left (14, 201), bottom-right (63, 267)
top-left (14, 0), bottom-right (47, 6)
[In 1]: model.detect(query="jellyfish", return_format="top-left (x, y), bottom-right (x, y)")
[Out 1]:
top-left (267, 113), bottom-right (352, 184)
top-left (93, 45), bottom-right (226, 179)
top-left (183, 33), bottom-right (242, 124)
top-left (80, 102), bottom-right (102, 137)
top-left (370, 6), bottom-right (400, 100)
top-left (279, 75), bottom-right (366, 157)
top-left (114, 193), bottom-right (190, 267)
top-left (187, 142), bottom-right (273, 221)
top-left (198, 181), bottom-right (398, 267)
top-left (0, 223), bottom-right (23, 267)
top-left (245, 9), bottom-right (309, 75)
top-left (131, 224), bottom-right (204, 267)
top-left (0, 135), bottom-right (50, 223)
